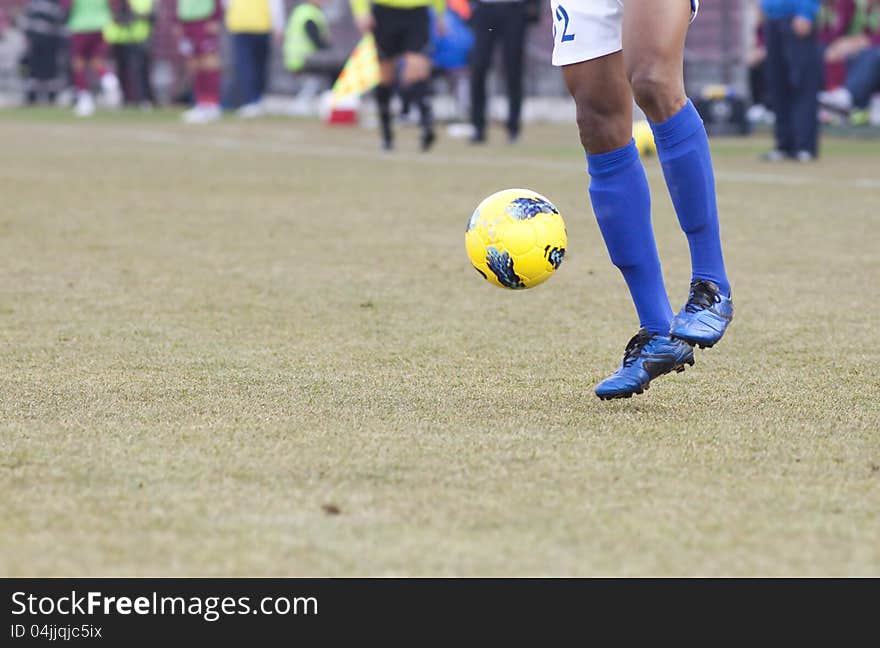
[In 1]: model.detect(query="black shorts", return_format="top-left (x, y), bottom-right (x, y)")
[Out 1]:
top-left (372, 5), bottom-right (431, 60)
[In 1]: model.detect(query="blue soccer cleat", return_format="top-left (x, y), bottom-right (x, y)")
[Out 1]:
top-left (595, 329), bottom-right (695, 400)
top-left (670, 279), bottom-right (734, 349)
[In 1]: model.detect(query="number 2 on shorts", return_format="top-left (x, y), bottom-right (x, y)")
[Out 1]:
top-left (554, 5), bottom-right (575, 43)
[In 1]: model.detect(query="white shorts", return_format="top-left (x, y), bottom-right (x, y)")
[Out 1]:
top-left (551, 0), bottom-right (699, 66)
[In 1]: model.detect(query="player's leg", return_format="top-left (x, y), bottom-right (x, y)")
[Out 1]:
top-left (564, 55), bottom-right (673, 337)
top-left (195, 56), bottom-right (223, 112)
top-left (128, 44), bottom-right (146, 105)
top-left (624, 0), bottom-right (733, 348)
top-left (787, 22), bottom-right (821, 159)
top-left (401, 51), bottom-right (434, 150)
top-left (183, 21), bottom-right (222, 122)
top-left (181, 24), bottom-right (202, 120)
top-left (469, 3), bottom-right (497, 143)
top-left (91, 32), bottom-right (121, 108)
top-left (500, 3), bottom-right (526, 141)
top-left (47, 35), bottom-right (62, 103)
top-left (562, 54), bottom-right (691, 399)
top-left (372, 5), bottom-right (398, 150)
top-left (233, 33), bottom-right (257, 110)
top-left (138, 43), bottom-right (155, 107)
top-left (196, 22), bottom-right (222, 113)
top-left (622, 0), bottom-right (688, 121)
top-left (844, 49), bottom-right (880, 111)
top-left (763, 18), bottom-right (794, 157)
top-left (253, 33), bottom-right (270, 103)
top-left (27, 33), bottom-right (49, 104)
top-left (111, 44), bottom-right (130, 104)
top-left (70, 33), bottom-right (95, 116)
top-left (375, 59), bottom-right (396, 149)
top-left (400, 7), bottom-right (436, 151)
top-left (71, 34), bottom-right (88, 92)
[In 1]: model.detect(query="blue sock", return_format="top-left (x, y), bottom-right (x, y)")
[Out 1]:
top-left (650, 99), bottom-right (730, 296)
top-left (588, 140), bottom-right (672, 335)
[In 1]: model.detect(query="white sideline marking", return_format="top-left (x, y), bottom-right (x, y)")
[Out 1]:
top-left (713, 171), bottom-right (808, 186)
top-left (36, 123), bottom-right (879, 191)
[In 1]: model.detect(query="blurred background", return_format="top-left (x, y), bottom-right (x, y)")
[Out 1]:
top-left (0, 0), bottom-right (878, 131)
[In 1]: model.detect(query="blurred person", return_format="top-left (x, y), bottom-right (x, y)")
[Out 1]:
top-left (283, 0), bottom-right (344, 100)
top-left (552, 0), bottom-right (733, 400)
top-left (351, 0), bottom-right (447, 151)
top-left (63, 0), bottom-right (120, 116)
top-left (431, 3), bottom-right (473, 121)
top-left (818, 0), bottom-right (858, 46)
top-left (225, 0), bottom-right (285, 118)
top-left (23, 0), bottom-right (67, 104)
top-left (761, 0), bottom-right (822, 161)
top-left (817, 0), bottom-right (855, 91)
top-left (104, 0), bottom-right (154, 107)
top-left (468, 0), bottom-right (538, 143)
top-left (0, 7), bottom-right (26, 97)
top-left (176, 0), bottom-right (223, 123)
top-left (819, 0), bottom-right (880, 121)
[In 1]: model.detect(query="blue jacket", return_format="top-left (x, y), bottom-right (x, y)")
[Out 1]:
top-left (761, 0), bottom-right (820, 20)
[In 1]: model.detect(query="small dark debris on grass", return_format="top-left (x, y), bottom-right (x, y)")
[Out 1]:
top-left (359, 301), bottom-right (374, 309)
top-left (321, 504), bottom-right (341, 515)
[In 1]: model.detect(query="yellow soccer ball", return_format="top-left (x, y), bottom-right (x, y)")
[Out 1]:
top-left (465, 189), bottom-right (567, 290)
top-left (633, 119), bottom-right (656, 156)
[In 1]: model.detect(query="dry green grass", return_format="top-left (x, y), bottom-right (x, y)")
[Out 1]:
top-left (1, 109), bottom-right (879, 576)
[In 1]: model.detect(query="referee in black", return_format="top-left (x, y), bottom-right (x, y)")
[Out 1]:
top-left (469, 0), bottom-right (537, 143)
top-left (352, 0), bottom-right (447, 152)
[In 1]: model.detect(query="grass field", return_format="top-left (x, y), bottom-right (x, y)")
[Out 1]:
top-left (1, 109), bottom-right (879, 576)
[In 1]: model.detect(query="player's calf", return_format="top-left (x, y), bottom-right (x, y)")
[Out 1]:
top-left (563, 53), bottom-right (633, 154)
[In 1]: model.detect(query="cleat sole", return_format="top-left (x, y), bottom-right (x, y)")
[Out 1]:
top-left (672, 334), bottom-right (720, 350)
top-left (671, 357), bottom-right (695, 374)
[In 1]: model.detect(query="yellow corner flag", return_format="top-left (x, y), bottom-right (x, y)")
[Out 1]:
top-left (331, 34), bottom-right (380, 104)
